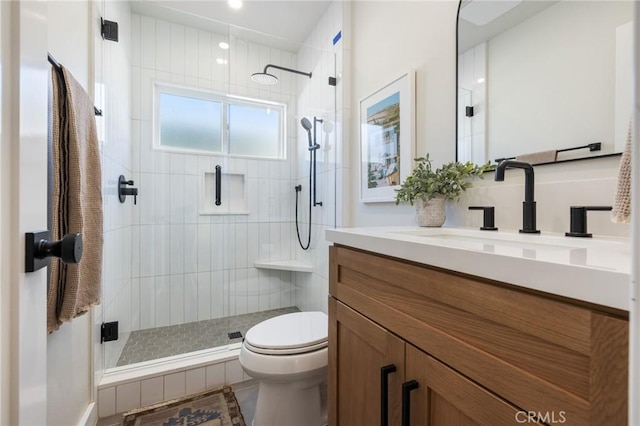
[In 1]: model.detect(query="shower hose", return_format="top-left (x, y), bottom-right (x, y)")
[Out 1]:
top-left (295, 158), bottom-right (313, 250)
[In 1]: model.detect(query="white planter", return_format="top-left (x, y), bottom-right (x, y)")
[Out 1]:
top-left (415, 197), bottom-right (446, 227)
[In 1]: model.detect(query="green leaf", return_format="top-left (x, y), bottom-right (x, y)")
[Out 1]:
top-left (395, 155), bottom-right (491, 204)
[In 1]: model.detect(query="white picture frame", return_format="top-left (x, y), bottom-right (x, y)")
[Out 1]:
top-left (359, 70), bottom-right (416, 203)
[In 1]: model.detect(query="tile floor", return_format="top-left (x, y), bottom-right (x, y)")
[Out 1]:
top-left (117, 307), bottom-right (300, 366)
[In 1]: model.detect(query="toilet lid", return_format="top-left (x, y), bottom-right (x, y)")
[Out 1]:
top-left (245, 312), bottom-right (328, 354)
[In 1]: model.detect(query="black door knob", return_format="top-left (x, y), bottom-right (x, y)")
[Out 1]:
top-left (35, 233), bottom-right (83, 263)
top-left (26, 231), bottom-right (83, 272)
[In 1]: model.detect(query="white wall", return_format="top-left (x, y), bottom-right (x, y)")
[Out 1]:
top-left (294, 1), bottom-right (347, 313)
top-left (350, 1), bottom-right (458, 227)
top-left (348, 0), bottom-right (630, 239)
top-left (487, 1), bottom-right (632, 161)
top-left (46, 2), bottom-right (94, 425)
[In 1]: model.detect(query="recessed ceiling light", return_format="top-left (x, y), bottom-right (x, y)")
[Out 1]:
top-left (219, 42), bottom-right (230, 50)
top-left (228, 0), bottom-right (243, 10)
top-left (216, 58), bottom-right (228, 65)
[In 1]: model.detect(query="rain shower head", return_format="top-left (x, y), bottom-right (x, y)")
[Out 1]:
top-left (251, 64), bottom-right (312, 85)
top-left (301, 117), bottom-right (313, 148)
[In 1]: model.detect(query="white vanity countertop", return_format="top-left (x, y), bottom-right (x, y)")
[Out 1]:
top-left (325, 226), bottom-right (631, 311)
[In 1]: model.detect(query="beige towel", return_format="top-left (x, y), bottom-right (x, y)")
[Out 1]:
top-left (48, 66), bottom-right (103, 333)
top-left (515, 150), bottom-right (558, 164)
top-left (612, 123), bottom-right (632, 223)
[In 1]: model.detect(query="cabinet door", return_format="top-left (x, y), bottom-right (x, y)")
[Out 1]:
top-left (329, 298), bottom-right (405, 426)
top-left (405, 345), bottom-right (538, 426)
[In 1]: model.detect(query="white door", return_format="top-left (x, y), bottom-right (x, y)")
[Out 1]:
top-left (0, 1), bottom-right (49, 424)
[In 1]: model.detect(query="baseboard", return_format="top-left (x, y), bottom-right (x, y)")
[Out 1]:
top-left (78, 402), bottom-right (97, 426)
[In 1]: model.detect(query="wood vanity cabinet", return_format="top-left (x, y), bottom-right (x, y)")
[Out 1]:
top-left (328, 245), bottom-right (628, 426)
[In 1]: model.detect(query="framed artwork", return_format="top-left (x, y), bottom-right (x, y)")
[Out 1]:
top-left (360, 70), bottom-right (415, 203)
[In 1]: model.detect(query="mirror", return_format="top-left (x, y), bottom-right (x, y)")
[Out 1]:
top-left (457, 0), bottom-right (633, 165)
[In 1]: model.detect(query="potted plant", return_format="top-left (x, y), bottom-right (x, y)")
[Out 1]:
top-left (395, 154), bottom-right (491, 226)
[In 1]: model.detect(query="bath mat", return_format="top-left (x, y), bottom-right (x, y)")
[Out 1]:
top-left (121, 385), bottom-right (245, 426)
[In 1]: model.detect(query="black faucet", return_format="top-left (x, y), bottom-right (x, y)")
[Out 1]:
top-left (494, 160), bottom-right (540, 234)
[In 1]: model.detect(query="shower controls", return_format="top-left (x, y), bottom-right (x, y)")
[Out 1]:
top-left (118, 175), bottom-right (138, 205)
top-left (25, 230), bottom-right (83, 272)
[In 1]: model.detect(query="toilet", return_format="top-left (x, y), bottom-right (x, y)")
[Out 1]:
top-left (239, 311), bottom-right (328, 426)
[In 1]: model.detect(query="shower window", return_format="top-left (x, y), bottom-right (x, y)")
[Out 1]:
top-left (154, 83), bottom-right (285, 159)
top-left (228, 98), bottom-right (284, 159)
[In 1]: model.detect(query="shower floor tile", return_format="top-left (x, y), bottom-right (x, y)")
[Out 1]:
top-left (116, 307), bottom-right (300, 366)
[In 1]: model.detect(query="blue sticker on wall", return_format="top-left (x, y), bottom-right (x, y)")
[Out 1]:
top-left (333, 31), bottom-right (342, 46)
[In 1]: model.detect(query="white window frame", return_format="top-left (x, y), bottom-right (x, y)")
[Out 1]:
top-left (153, 82), bottom-right (287, 160)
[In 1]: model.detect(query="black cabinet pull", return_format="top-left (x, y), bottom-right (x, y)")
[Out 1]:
top-left (380, 364), bottom-right (397, 426)
top-left (401, 380), bottom-right (419, 426)
top-left (215, 165), bottom-right (221, 206)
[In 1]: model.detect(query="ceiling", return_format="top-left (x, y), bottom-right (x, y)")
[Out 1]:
top-left (458, 0), bottom-right (558, 52)
top-left (130, 0), bottom-right (332, 52)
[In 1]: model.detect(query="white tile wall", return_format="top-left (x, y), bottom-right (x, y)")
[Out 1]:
top-left (164, 372), bottom-right (186, 400)
top-left (186, 368), bottom-right (206, 394)
top-left (129, 13), bottom-right (303, 332)
top-left (97, 386), bottom-right (116, 418)
top-left (97, 357), bottom-right (251, 418)
top-left (115, 381), bottom-right (141, 414)
top-left (205, 363), bottom-right (226, 389)
top-left (140, 376), bottom-right (164, 406)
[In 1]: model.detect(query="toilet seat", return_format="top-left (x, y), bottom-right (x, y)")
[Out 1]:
top-left (244, 311), bottom-right (328, 356)
top-left (244, 339), bottom-right (328, 356)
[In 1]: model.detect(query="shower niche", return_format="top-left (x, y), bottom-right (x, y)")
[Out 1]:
top-left (201, 170), bottom-right (248, 215)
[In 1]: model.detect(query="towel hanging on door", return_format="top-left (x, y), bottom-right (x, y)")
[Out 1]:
top-left (48, 64), bottom-right (103, 333)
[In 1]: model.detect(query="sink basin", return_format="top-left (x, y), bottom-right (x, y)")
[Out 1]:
top-left (389, 228), bottom-right (616, 250)
top-left (387, 227), bottom-right (626, 268)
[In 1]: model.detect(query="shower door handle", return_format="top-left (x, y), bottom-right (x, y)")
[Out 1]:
top-left (215, 165), bottom-right (221, 206)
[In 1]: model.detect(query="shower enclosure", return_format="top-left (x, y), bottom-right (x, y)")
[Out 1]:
top-left (99, 1), bottom-right (339, 370)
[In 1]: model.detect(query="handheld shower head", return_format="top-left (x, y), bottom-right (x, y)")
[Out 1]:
top-left (300, 117), bottom-right (313, 148)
